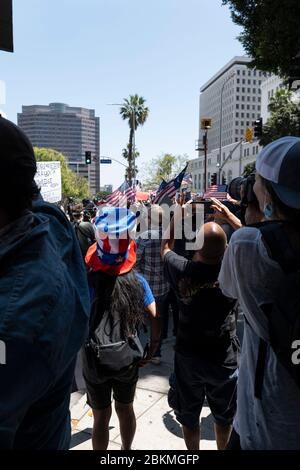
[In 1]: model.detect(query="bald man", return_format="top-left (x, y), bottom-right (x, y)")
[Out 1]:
top-left (161, 217), bottom-right (239, 451)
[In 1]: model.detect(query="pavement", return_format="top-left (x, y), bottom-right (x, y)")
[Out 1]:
top-left (69, 335), bottom-right (217, 451)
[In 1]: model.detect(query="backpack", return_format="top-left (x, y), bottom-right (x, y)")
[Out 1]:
top-left (251, 221), bottom-right (300, 398)
top-left (83, 301), bottom-right (145, 379)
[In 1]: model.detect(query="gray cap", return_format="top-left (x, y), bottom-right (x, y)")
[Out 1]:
top-left (256, 136), bottom-right (300, 209)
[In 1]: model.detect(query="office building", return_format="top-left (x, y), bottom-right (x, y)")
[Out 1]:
top-left (18, 102), bottom-right (100, 194)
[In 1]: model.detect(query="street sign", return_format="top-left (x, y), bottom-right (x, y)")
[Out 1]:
top-left (245, 127), bottom-right (253, 142)
top-left (100, 158), bottom-right (112, 164)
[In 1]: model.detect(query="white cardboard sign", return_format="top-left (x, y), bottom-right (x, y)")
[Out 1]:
top-left (35, 161), bottom-right (62, 203)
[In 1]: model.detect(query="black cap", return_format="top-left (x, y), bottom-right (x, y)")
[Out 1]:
top-left (0, 117), bottom-right (36, 185)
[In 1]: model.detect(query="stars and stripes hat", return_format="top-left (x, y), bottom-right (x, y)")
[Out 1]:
top-left (85, 206), bottom-right (137, 275)
top-left (256, 136), bottom-right (300, 209)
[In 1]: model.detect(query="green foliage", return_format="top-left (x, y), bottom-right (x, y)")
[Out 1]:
top-left (260, 89), bottom-right (300, 146)
top-left (141, 153), bottom-right (189, 189)
top-left (34, 147), bottom-right (89, 199)
top-left (222, 0), bottom-right (300, 77)
top-left (242, 162), bottom-right (255, 177)
top-left (120, 94), bottom-right (149, 185)
top-left (122, 145), bottom-right (139, 181)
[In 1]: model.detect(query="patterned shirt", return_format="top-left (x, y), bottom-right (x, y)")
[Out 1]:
top-left (136, 229), bottom-right (169, 298)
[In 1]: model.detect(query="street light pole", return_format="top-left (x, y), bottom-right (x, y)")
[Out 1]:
top-left (218, 72), bottom-right (235, 184)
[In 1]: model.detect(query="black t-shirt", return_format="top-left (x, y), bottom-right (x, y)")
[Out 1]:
top-left (164, 251), bottom-right (239, 367)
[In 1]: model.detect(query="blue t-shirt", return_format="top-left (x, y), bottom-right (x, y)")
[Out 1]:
top-left (136, 272), bottom-right (155, 308)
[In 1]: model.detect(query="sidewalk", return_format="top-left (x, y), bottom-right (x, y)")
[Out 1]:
top-left (70, 337), bottom-right (217, 450)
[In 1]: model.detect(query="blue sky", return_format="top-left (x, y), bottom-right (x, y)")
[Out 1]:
top-left (1, 0), bottom-right (244, 189)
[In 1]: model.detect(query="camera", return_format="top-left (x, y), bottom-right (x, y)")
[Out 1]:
top-left (228, 174), bottom-right (259, 225)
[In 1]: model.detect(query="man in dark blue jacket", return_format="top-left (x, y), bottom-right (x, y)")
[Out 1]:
top-left (0, 118), bottom-right (90, 449)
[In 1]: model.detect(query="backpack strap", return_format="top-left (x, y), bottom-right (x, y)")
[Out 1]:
top-left (254, 338), bottom-right (268, 399)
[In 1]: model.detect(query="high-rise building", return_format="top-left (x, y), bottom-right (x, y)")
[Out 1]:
top-left (18, 102), bottom-right (100, 194)
top-left (198, 56), bottom-right (264, 155)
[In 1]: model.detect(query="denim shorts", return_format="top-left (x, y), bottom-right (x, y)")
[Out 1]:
top-left (168, 352), bottom-right (238, 429)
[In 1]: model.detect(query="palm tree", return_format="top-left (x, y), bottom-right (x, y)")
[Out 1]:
top-left (120, 94), bottom-right (149, 185)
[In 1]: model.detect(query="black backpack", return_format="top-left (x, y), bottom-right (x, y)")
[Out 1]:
top-left (251, 221), bottom-right (300, 398)
top-left (83, 301), bottom-right (145, 380)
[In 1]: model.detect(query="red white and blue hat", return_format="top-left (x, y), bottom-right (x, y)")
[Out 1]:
top-left (85, 206), bottom-right (137, 275)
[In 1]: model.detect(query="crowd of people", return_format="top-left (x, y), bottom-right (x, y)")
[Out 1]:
top-left (0, 117), bottom-right (300, 451)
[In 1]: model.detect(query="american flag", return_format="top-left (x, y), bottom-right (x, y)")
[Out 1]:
top-left (153, 165), bottom-right (188, 205)
top-left (105, 180), bottom-right (136, 207)
top-left (203, 184), bottom-right (228, 201)
top-left (182, 173), bottom-right (193, 185)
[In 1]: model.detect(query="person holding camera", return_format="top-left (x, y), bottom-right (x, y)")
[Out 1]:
top-left (161, 206), bottom-right (239, 450)
top-left (219, 137), bottom-right (300, 450)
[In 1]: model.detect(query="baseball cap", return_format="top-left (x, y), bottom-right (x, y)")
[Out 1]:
top-left (256, 136), bottom-right (300, 209)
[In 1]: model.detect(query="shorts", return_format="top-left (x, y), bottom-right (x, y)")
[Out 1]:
top-left (168, 352), bottom-right (238, 429)
top-left (84, 364), bottom-right (139, 410)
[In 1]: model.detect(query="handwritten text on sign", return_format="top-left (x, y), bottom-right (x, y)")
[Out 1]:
top-left (35, 161), bottom-right (62, 203)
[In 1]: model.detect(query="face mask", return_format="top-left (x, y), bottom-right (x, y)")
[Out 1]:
top-left (263, 203), bottom-right (273, 219)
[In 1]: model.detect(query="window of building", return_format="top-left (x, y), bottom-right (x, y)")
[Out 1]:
top-left (236, 113), bottom-right (239, 118)
top-left (242, 87), bottom-right (245, 93)
top-left (247, 104), bottom-right (250, 110)
top-left (244, 149), bottom-right (247, 157)
top-left (247, 87), bottom-right (251, 93)
top-left (242, 96), bottom-right (245, 101)
top-left (241, 113), bottom-right (244, 118)
top-left (235, 120), bottom-right (239, 125)
top-left (253, 88), bottom-right (256, 93)
top-left (247, 148), bottom-right (250, 156)
top-left (236, 87), bottom-right (240, 92)
top-left (242, 79), bottom-right (245, 84)
top-left (237, 69), bottom-right (240, 75)
top-left (252, 146), bottom-right (256, 155)
top-left (242, 70), bottom-right (245, 76)
top-left (235, 129), bottom-right (239, 135)
top-left (236, 103), bottom-right (239, 109)
top-left (253, 96), bottom-right (256, 101)
top-left (248, 79), bottom-right (251, 84)
top-left (253, 70), bottom-right (257, 76)
top-left (236, 95), bottom-right (239, 101)
top-left (237, 78), bottom-right (240, 84)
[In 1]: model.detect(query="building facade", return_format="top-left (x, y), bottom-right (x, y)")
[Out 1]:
top-left (189, 140), bottom-right (261, 193)
top-left (18, 102), bottom-right (100, 194)
top-left (199, 56), bottom-right (264, 155)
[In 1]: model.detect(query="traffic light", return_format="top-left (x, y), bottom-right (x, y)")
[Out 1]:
top-left (211, 173), bottom-right (217, 185)
top-left (222, 175), bottom-right (227, 185)
top-left (253, 117), bottom-right (263, 138)
top-left (85, 151), bottom-right (92, 164)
